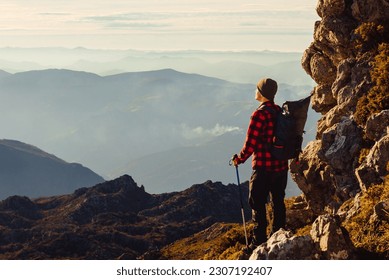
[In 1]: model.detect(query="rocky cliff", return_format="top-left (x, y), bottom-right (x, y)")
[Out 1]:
top-left (249, 0), bottom-right (389, 259)
top-left (296, 0), bottom-right (389, 214)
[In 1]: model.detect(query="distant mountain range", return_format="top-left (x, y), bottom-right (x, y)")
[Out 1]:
top-left (0, 68), bottom-right (318, 196)
top-left (0, 48), bottom-right (313, 85)
top-left (0, 139), bottom-right (104, 199)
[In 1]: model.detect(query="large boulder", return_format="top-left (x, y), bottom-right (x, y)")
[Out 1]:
top-left (249, 214), bottom-right (355, 260)
top-left (310, 214), bottom-right (354, 259)
top-left (356, 135), bottom-right (389, 191)
top-left (249, 229), bottom-right (316, 260)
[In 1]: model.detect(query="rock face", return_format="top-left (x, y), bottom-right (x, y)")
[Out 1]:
top-left (253, 0), bottom-right (389, 260)
top-left (293, 0), bottom-right (389, 213)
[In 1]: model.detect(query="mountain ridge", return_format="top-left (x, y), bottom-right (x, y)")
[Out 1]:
top-left (0, 139), bottom-right (104, 199)
top-left (0, 175), bottom-right (251, 259)
top-left (0, 48), bottom-right (312, 85)
top-left (0, 139), bottom-right (66, 163)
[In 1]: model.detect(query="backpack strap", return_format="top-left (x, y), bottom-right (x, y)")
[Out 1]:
top-left (259, 103), bottom-right (280, 119)
top-left (261, 105), bottom-right (276, 116)
top-left (258, 101), bottom-right (281, 111)
top-left (258, 104), bottom-right (280, 147)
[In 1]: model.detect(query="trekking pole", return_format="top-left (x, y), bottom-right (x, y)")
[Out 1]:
top-left (229, 158), bottom-right (249, 248)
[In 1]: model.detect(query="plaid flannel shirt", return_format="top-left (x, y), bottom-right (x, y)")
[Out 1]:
top-left (236, 101), bottom-right (288, 171)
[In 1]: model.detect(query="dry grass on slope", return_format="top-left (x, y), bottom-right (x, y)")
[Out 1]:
top-left (160, 222), bottom-right (253, 260)
top-left (342, 175), bottom-right (389, 258)
top-left (159, 196), bottom-right (311, 260)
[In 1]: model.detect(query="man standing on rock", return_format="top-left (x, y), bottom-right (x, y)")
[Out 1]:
top-left (232, 78), bottom-right (288, 252)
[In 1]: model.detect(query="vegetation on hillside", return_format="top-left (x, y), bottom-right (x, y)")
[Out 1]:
top-left (354, 22), bottom-right (389, 126)
top-left (160, 223), bottom-right (251, 260)
top-left (342, 174), bottom-right (389, 258)
top-left (160, 197), bottom-right (312, 260)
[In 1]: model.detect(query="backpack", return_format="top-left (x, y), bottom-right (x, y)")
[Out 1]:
top-left (262, 95), bottom-right (311, 160)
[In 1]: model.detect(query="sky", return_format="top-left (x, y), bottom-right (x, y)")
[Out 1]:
top-left (0, 0), bottom-right (319, 52)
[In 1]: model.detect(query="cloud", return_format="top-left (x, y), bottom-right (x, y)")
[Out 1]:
top-left (84, 13), bottom-right (172, 29)
top-left (181, 123), bottom-right (241, 141)
top-left (81, 8), bottom-right (316, 34)
top-left (39, 12), bottom-right (71, 16)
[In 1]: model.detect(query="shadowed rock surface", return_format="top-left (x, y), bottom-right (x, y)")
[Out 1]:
top-left (0, 175), bottom-right (250, 259)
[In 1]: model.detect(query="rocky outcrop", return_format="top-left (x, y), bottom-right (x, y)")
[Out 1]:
top-left (254, 0), bottom-right (389, 260)
top-left (0, 175), bottom-right (250, 259)
top-left (292, 0), bottom-right (389, 213)
top-left (250, 214), bottom-right (355, 260)
top-left (250, 230), bottom-right (315, 260)
top-left (356, 135), bottom-right (389, 191)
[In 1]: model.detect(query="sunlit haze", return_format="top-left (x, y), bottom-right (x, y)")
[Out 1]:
top-left (0, 0), bottom-right (318, 51)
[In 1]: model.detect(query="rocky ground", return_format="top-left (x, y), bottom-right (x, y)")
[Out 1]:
top-left (0, 175), bottom-right (251, 259)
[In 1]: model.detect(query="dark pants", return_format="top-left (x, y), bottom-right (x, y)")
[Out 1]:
top-left (249, 168), bottom-right (288, 244)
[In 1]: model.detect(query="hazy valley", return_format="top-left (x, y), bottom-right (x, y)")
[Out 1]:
top-left (0, 56), bottom-right (318, 197)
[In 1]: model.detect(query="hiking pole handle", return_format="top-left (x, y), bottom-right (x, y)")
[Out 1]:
top-left (229, 154), bottom-right (238, 167)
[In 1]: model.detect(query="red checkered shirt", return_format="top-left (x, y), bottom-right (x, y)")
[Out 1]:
top-left (236, 101), bottom-right (288, 171)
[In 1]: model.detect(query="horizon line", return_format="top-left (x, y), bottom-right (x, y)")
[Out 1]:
top-left (0, 46), bottom-right (306, 54)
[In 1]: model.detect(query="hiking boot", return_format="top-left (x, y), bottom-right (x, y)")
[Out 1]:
top-left (242, 244), bottom-right (258, 255)
top-left (242, 238), bottom-right (267, 255)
